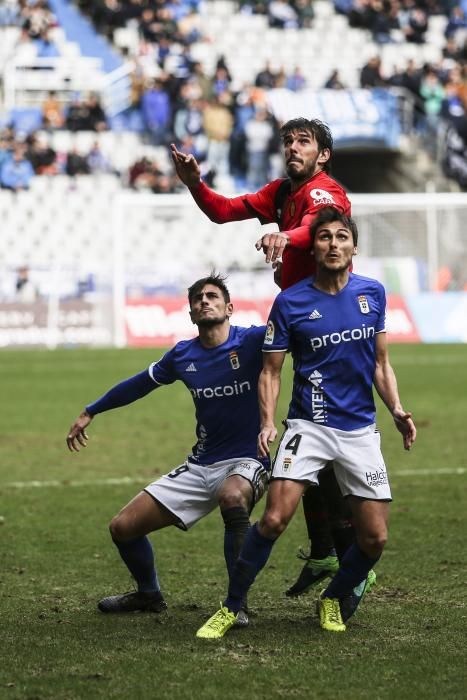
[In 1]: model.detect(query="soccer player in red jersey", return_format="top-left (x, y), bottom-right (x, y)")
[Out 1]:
top-left (171, 118), bottom-right (355, 595)
top-left (171, 118), bottom-right (350, 290)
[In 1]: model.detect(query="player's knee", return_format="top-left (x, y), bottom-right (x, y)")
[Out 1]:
top-left (260, 509), bottom-right (288, 538)
top-left (109, 514), bottom-right (132, 543)
top-left (218, 489), bottom-right (249, 511)
top-left (360, 527), bottom-right (387, 557)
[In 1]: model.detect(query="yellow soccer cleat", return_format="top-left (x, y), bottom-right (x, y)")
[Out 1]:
top-left (318, 593), bottom-right (346, 632)
top-left (196, 605), bottom-right (238, 639)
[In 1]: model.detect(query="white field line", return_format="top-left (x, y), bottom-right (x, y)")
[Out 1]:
top-left (1, 467), bottom-right (465, 489)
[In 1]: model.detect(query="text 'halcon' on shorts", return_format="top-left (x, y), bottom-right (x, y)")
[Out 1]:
top-left (144, 458), bottom-right (269, 530)
top-left (272, 419), bottom-right (392, 501)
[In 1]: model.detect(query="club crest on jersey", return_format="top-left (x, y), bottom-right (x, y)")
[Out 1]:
top-left (289, 200), bottom-right (296, 217)
top-left (310, 188), bottom-right (335, 205)
top-left (282, 457), bottom-right (292, 472)
top-left (264, 320), bottom-right (275, 345)
top-left (358, 295), bottom-right (370, 314)
top-left (229, 351), bottom-right (240, 370)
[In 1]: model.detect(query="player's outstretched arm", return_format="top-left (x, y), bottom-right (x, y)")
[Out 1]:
top-left (66, 371), bottom-right (158, 453)
top-left (67, 410), bottom-right (92, 452)
top-left (258, 350), bottom-right (286, 457)
top-left (170, 143), bottom-right (201, 189)
top-left (373, 333), bottom-right (416, 450)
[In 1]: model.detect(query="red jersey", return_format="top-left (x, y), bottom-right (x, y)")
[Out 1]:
top-left (241, 171), bottom-right (351, 288)
top-left (190, 170), bottom-right (351, 290)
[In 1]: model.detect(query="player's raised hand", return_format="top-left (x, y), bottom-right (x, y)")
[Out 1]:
top-left (255, 232), bottom-right (289, 264)
top-left (258, 425), bottom-right (277, 458)
top-left (393, 409), bottom-right (416, 450)
top-left (67, 411), bottom-right (93, 452)
top-left (170, 143), bottom-right (201, 188)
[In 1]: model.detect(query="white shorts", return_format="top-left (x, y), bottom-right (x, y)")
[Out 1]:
top-left (273, 419), bottom-right (392, 501)
top-left (144, 458), bottom-right (269, 530)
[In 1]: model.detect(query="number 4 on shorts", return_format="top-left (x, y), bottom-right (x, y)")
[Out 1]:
top-left (284, 434), bottom-right (302, 455)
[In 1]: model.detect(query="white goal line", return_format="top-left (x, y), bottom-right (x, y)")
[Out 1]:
top-left (2, 467), bottom-right (466, 489)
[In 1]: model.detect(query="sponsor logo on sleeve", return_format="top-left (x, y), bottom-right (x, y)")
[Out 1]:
top-left (310, 188), bottom-right (336, 205)
top-left (264, 320), bottom-right (275, 345)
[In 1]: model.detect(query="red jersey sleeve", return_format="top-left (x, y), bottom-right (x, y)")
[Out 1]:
top-left (189, 181), bottom-right (252, 223)
top-left (286, 179), bottom-right (351, 249)
top-left (189, 180), bottom-right (282, 225)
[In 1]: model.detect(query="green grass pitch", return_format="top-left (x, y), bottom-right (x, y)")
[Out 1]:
top-left (0, 344), bottom-right (466, 699)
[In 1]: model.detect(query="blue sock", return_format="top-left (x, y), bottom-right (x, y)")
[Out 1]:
top-left (323, 543), bottom-right (380, 599)
top-left (224, 522), bottom-right (276, 614)
top-left (114, 536), bottom-right (160, 593)
top-left (222, 506), bottom-right (251, 578)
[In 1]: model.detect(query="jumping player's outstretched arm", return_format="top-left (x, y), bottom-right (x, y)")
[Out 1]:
top-left (170, 143), bottom-right (252, 224)
top-left (373, 332), bottom-right (416, 450)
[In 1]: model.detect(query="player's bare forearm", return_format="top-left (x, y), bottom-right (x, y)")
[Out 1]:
top-left (374, 335), bottom-right (416, 449)
top-left (258, 352), bottom-right (285, 456)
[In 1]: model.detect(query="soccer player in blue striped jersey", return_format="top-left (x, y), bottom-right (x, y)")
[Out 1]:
top-left (66, 274), bottom-right (269, 624)
top-left (197, 208), bottom-right (416, 638)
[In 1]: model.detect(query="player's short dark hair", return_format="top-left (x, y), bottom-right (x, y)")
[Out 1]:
top-left (188, 273), bottom-right (230, 306)
top-left (310, 206), bottom-right (358, 245)
top-left (279, 118), bottom-right (333, 170)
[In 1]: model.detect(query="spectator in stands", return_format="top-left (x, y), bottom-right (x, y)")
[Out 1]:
top-left (360, 55), bottom-right (387, 87)
top-left (268, 0), bottom-right (299, 28)
top-left (86, 141), bottom-right (114, 174)
top-left (127, 155), bottom-right (177, 193)
top-left (0, 0), bottom-right (20, 26)
top-left (173, 97), bottom-right (207, 161)
top-left (212, 63), bottom-right (232, 97)
top-left (191, 61), bottom-right (213, 100)
top-left (286, 66), bottom-right (307, 91)
top-left (203, 93), bottom-right (234, 177)
top-left (15, 266), bottom-right (38, 303)
top-left (0, 145), bottom-right (35, 191)
top-left (141, 78), bottom-right (172, 145)
top-left (65, 147), bottom-right (90, 176)
top-left (295, 0), bottom-right (315, 28)
top-left (86, 94), bottom-right (108, 131)
top-left (420, 67), bottom-right (445, 126)
top-left (244, 108), bottom-right (274, 189)
top-left (25, 132), bottom-right (57, 175)
top-left (324, 69), bottom-right (346, 89)
top-left (443, 37), bottom-right (463, 63)
top-left (0, 131), bottom-right (13, 171)
top-left (444, 6), bottom-right (467, 40)
top-left (22, 0), bottom-right (56, 41)
top-left (400, 3), bottom-right (428, 44)
top-left (42, 90), bottom-right (64, 129)
top-left (65, 95), bottom-right (92, 132)
top-left (35, 27), bottom-right (60, 57)
top-left (255, 61), bottom-right (277, 89)
top-left (370, 0), bottom-right (400, 44)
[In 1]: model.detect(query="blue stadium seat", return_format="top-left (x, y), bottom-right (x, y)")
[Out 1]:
top-left (10, 107), bottom-right (43, 134)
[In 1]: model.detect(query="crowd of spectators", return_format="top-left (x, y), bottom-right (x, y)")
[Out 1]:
top-left (238, 0), bottom-right (315, 27)
top-left (0, 123), bottom-right (117, 190)
top-left (1, 0), bottom-right (467, 189)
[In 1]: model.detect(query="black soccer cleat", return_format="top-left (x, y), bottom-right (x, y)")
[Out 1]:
top-left (98, 590), bottom-right (167, 614)
top-left (286, 554), bottom-right (339, 597)
top-left (339, 569), bottom-right (376, 622)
